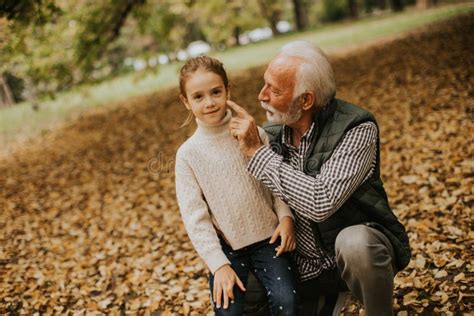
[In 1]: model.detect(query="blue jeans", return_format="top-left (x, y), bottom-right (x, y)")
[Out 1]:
top-left (209, 238), bottom-right (298, 316)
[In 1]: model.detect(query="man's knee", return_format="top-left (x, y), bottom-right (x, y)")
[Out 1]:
top-left (335, 225), bottom-right (394, 274)
top-left (335, 225), bottom-right (376, 270)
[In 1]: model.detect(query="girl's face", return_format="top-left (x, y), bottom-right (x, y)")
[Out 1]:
top-left (180, 69), bottom-right (230, 125)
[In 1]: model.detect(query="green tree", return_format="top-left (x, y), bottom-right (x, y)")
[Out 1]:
top-left (195, 0), bottom-right (263, 47)
top-left (75, 0), bottom-right (146, 80)
top-left (321, 0), bottom-right (348, 21)
top-left (257, 0), bottom-right (286, 36)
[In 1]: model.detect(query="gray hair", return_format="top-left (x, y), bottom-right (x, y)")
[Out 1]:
top-left (280, 41), bottom-right (336, 109)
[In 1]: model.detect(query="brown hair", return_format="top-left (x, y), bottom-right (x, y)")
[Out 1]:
top-left (179, 56), bottom-right (229, 127)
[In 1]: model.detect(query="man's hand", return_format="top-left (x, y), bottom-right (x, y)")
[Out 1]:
top-left (228, 100), bottom-right (264, 157)
top-left (213, 264), bottom-right (246, 309)
top-left (270, 216), bottom-right (296, 256)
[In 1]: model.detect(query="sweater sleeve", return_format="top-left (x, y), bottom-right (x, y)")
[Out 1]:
top-left (175, 149), bottom-right (230, 274)
top-left (257, 127), bottom-right (294, 221)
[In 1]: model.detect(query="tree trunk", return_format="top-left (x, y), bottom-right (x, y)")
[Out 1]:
top-left (0, 75), bottom-right (15, 108)
top-left (233, 26), bottom-right (241, 46)
top-left (347, 0), bottom-right (358, 18)
top-left (292, 0), bottom-right (308, 31)
top-left (389, 0), bottom-right (404, 11)
top-left (376, 0), bottom-right (386, 10)
top-left (417, 0), bottom-right (438, 9)
top-left (257, 0), bottom-right (281, 36)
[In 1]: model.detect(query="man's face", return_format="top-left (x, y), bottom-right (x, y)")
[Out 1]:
top-left (258, 55), bottom-right (302, 125)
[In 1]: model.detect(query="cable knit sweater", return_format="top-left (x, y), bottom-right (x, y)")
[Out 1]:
top-left (175, 109), bottom-right (293, 273)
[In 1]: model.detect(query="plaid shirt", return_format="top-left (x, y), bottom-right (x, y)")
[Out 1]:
top-left (248, 121), bottom-right (378, 281)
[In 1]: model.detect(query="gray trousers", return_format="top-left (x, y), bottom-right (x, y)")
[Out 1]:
top-left (244, 224), bottom-right (396, 316)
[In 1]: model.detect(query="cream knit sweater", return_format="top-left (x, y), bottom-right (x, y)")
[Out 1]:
top-left (175, 109), bottom-right (293, 273)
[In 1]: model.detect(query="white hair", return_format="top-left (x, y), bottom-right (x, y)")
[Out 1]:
top-left (280, 41), bottom-right (336, 110)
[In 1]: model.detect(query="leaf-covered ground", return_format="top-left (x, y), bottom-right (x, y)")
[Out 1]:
top-left (1, 13), bottom-right (473, 316)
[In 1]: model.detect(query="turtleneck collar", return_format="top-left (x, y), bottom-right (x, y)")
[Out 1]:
top-left (196, 109), bottom-right (232, 135)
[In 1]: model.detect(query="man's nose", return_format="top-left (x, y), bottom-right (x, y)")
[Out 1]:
top-left (258, 86), bottom-right (268, 101)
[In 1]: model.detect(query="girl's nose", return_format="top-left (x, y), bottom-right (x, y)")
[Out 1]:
top-left (205, 97), bottom-right (216, 107)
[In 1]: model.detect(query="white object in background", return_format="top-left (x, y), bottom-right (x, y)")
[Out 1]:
top-left (177, 50), bottom-right (188, 61)
top-left (276, 20), bottom-right (291, 33)
top-left (187, 40), bottom-right (211, 57)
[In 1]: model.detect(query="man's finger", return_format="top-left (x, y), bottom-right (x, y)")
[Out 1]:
top-left (235, 276), bottom-right (247, 292)
top-left (230, 116), bottom-right (245, 124)
top-left (229, 120), bottom-right (244, 130)
top-left (227, 100), bottom-right (250, 118)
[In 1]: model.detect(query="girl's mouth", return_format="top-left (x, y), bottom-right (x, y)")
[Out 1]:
top-left (205, 109), bottom-right (220, 114)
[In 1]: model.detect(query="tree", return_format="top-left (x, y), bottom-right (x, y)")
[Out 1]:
top-left (347, 0), bottom-right (358, 18)
top-left (376, 0), bottom-right (387, 9)
top-left (292, 0), bottom-right (308, 31)
top-left (0, 75), bottom-right (14, 108)
top-left (75, 0), bottom-right (146, 79)
top-left (193, 0), bottom-right (262, 48)
top-left (322, 0), bottom-right (348, 22)
top-left (0, 0), bottom-right (61, 25)
top-left (388, 0), bottom-right (404, 11)
top-left (257, 0), bottom-right (283, 36)
top-left (417, 0), bottom-right (438, 9)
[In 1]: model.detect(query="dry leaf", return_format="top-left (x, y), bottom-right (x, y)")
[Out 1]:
top-left (435, 270), bottom-right (448, 279)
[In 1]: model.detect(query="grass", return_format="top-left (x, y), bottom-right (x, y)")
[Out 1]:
top-left (1, 2), bottom-right (473, 153)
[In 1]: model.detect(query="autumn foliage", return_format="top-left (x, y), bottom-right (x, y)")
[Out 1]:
top-left (0, 14), bottom-right (472, 315)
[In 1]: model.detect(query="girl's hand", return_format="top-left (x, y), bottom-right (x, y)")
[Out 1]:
top-left (213, 264), bottom-right (246, 309)
top-left (270, 216), bottom-right (296, 256)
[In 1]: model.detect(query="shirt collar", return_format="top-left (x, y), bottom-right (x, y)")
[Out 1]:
top-left (282, 122), bottom-right (317, 148)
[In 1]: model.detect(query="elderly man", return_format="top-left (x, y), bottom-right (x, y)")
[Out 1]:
top-left (228, 41), bottom-right (411, 315)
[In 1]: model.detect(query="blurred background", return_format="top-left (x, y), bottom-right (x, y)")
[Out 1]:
top-left (1, 0), bottom-right (470, 153)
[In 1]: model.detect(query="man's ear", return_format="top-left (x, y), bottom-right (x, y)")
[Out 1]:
top-left (301, 91), bottom-right (315, 111)
top-left (179, 94), bottom-right (191, 110)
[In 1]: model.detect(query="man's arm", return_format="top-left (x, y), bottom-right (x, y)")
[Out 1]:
top-left (247, 122), bottom-right (378, 222)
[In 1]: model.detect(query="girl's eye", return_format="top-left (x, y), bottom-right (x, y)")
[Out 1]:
top-left (213, 90), bottom-right (222, 96)
top-left (193, 95), bottom-right (202, 100)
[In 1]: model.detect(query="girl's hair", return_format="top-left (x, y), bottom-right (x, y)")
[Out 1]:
top-left (179, 56), bottom-right (229, 127)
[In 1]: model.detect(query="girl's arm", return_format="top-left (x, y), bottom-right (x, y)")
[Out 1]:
top-left (175, 149), bottom-right (230, 274)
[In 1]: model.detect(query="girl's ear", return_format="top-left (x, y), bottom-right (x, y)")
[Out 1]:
top-left (179, 94), bottom-right (191, 110)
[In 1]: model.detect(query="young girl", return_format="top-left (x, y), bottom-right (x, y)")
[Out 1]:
top-left (175, 56), bottom-right (298, 315)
